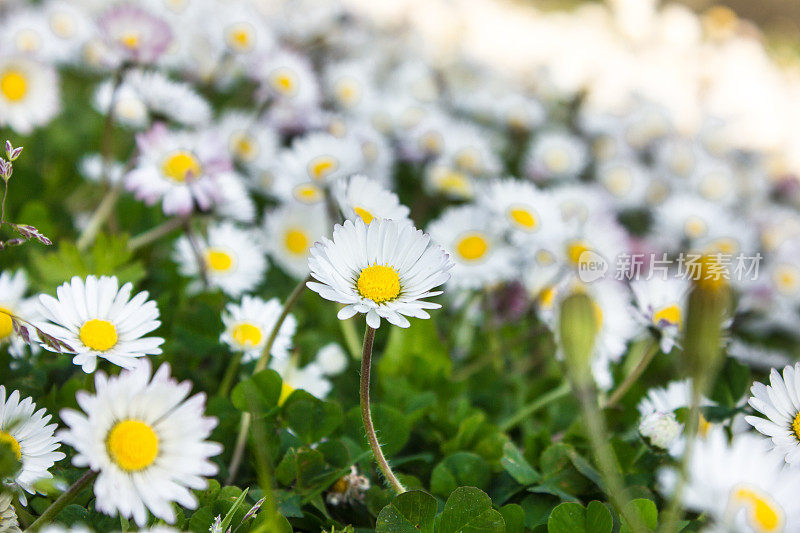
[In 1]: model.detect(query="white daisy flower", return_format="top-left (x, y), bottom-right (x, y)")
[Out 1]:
top-left (423, 159), bottom-right (477, 201)
top-left (36, 275), bottom-right (164, 373)
top-left (307, 218), bottom-right (452, 329)
top-left (263, 202), bottom-right (328, 280)
top-left (524, 130), bottom-right (589, 181)
top-left (324, 60), bottom-right (375, 113)
top-left (276, 132), bottom-right (363, 187)
top-left (214, 111), bottom-right (279, 173)
top-left (92, 81), bottom-right (148, 129)
top-left (78, 154), bottom-right (125, 185)
top-left (210, 2), bottom-right (274, 60)
top-left (0, 270), bottom-right (40, 358)
top-left (58, 361), bottom-right (222, 526)
top-left (0, 491), bottom-right (20, 533)
top-left (97, 4), bottom-right (173, 66)
top-left (212, 172), bottom-right (256, 224)
top-left (630, 277), bottom-right (690, 353)
top-left (0, 56), bottom-right (60, 134)
top-left (173, 221), bottom-right (267, 297)
top-left (440, 122), bottom-right (502, 177)
top-left (427, 205), bottom-right (515, 290)
top-left (595, 157), bottom-right (650, 208)
top-left (637, 379), bottom-right (715, 456)
top-left (220, 296), bottom-right (297, 363)
top-left (745, 363), bottom-right (800, 465)
top-left (658, 430), bottom-right (800, 532)
top-left (125, 124), bottom-right (233, 216)
top-left (43, 1), bottom-right (94, 63)
top-left (270, 356), bottom-right (331, 404)
top-left (0, 386), bottom-right (65, 503)
top-left (0, 9), bottom-right (63, 63)
top-left (254, 49), bottom-right (319, 109)
top-left (478, 179), bottom-right (562, 246)
top-left (333, 174), bottom-right (410, 225)
top-left (315, 343), bottom-right (348, 376)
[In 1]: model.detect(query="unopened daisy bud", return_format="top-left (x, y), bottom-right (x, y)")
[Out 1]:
top-left (559, 292), bottom-right (598, 387)
top-left (639, 411), bottom-right (682, 450)
top-left (0, 159), bottom-right (10, 180)
top-left (5, 141), bottom-right (22, 161)
top-left (682, 282), bottom-right (729, 392)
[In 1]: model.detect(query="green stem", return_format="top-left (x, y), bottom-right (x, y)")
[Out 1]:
top-left (360, 325), bottom-right (405, 494)
top-left (27, 470), bottom-right (98, 531)
top-left (499, 382), bottom-right (571, 432)
top-left (603, 339), bottom-right (660, 409)
top-left (225, 275), bottom-right (310, 485)
top-left (338, 315), bottom-right (361, 360)
top-left (127, 216), bottom-right (187, 251)
top-left (75, 185), bottom-right (121, 252)
top-left (217, 350), bottom-right (244, 398)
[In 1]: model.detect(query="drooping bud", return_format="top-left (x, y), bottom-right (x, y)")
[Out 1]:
top-left (559, 292), bottom-right (598, 387)
top-left (681, 280), bottom-right (730, 394)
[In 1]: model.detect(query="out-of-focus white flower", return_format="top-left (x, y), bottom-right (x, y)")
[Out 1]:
top-left (0, 56), bottom-right (60, 134)
top-left (263, 202), bottom-right (329, 280)
top-left (315, 343), bottom-right (348, 376)
top-left (97, 4), bottom-right (173, 65)
top-left (524, 130), bottom-right (589, 181)
top-left (333, 174), bottom-right (410, 225)
top-left (220, 296), bottom-right (296, 363)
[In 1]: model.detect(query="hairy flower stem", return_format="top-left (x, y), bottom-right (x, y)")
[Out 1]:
top-left (603, 338), bottom-right (660, 409)
top-left (360, 325), bottom-right (405, 494)
top-left (27, 470), bottom-right (98, 531)
top-left (226, 275), bottom-right (311, 485)
top-left (574, 384), bottom-right (648, 533)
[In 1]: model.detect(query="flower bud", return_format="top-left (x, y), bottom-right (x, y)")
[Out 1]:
top-left (559, 292), bottom-right (598, 387)
top-left (681, 282), bottom-right (729, 393)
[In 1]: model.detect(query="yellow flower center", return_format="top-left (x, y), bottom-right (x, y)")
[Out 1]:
top-left (605, 167), bottom-right (632, 196)
top-left (205, 248), bottom-right (234, 273)
top-left (270, 68), bottom-right (297, 95)
top-left (161, 151), bottom-right (202, 183)
top-left (434, 168), bottom-right (471, 196)
top-left (226, 24), bottom-right (254, 52)
top-left (79, 319), bottom-right (118, 352)
top-left (455, 149), bottom-right (479, 172)
top-left (653, 304), bottom-right (682, 327)
top-left (293, 183), bottom-right (323, 203)
top-left (357, 264), bottom-right (401, 304)
top-left (284, 228), bottom-right (310, 256)
top-left (353, 207), bottom-right (374, 224)
top-left (774, 265), bottom-right (800, 295)
top-left (231, 322), bottom-right (262, 348)
top-left (0, 431), bottom-right (21, 460)
top-left (544, 148), bottom-right (570, 173)
top-left (538, 286), bottom-right (556, 309)
top-left (230, 132), bottom-right (257, 162)
top-left (791, 412), bottom-right (800, 441)
top-left (119, 31), bottom-right (141, 50)
top-left (0, 307), bottom-right (13, 339)
top-left (0, 70), bottom-right (28, 102)
top-left (698, 413), bottom-right (712, 437)
top-left (50, 13), bottom-right (76, 38)
top-left (684, 216), bottom-right (707, 239)
top-left (420, 132), bottom-right (443, 154)
top-left (330, 476), bottom-right (349, 494)
top-left (335, 79), bottom-right (360, 105)
top-left (508, 207), bottom-right (537, 229)
top-left (308, 156), bottom-right (338, 181)
top-left (729, 485), bottom-right (783, 533)
top-left (456, 233), bottom-right (489, 261)
top-left (15, 30), bottom-right (41, 52)
top-left (567, 241), bottom-right (592, 266)
top-left (106, 420), bottom-right (159, 472)
top-left (278, 382), bottom-right (295, 406)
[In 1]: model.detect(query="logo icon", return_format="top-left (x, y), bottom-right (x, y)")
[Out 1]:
top-left (577, 250), bottom-right (608, 283)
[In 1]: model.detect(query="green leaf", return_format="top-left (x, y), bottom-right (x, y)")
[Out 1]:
top-left (282, 390), bottom-right (343, 443)
top-left (187, 505), bottom-right (216, 533)
top-left (620, 499), bottom-right (658, 533)
top-left (376, 490), bottom-right (437, 533)
top-left (231, 369), bottom-right (282, 413)
top-left (431, 452), bottom-right (491, 498)
top-left (501, 442), bottom-right (541, 486)
top-left (219, 487), bottom-right (248, 532)
top-left (438, 486), bottom-right (505, 533)
top-left (499, 504), bottom-right (525, 533)
top-left (586, 501), bottom-right (613, 533)
top-left (547, 502), bottom-right (585, 533)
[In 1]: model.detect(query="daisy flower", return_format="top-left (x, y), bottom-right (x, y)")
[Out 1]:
top-left (478, 178), bottom-right (562, 246)
top-left (0, 270), bottom-right (41, 358)
top-left (630, 277), bottom-right (690, 353)
top-left (214, 111), bottom-right (279, 172)
top-left (263, 202), bottom-right (328, 280)
top-left (427, 206), bottom-right (515, 290)
top-left (220, 296), bottom-right (297, 363)
top-left (58, 361), bottom-right (222, 526)
top-left (595, 157), bottom-right (650, 208)
top-left (97, 4), bottom-right (172, 65)
top-left (125, 124), bottom-right (233, 216)
top-left (36, 275), bottom-right (164, 373)
top-left (271, 356), bottom-right (332, 404)
top-left (745, 363), bottom-right (800, 465)
top-left (658, 431), bottom-right (800, 532)
top-left (333, 174), bottom-right (410, 225)
top-left (423, 159), bottom-right (477, 200)
top-left (173, 221), bottom-right (267, 297)
top-left (0, 491), bottom-right (20, 532)
top-left (276, 132), bottom-right (363, 187)
top-left (254, 49), bottom-right (319, 109)
top-left (315, 342), bottom-right (349, 375)
top-left (0, 56), bottom-right (60, 134)
top-left (524, 130), bottom-right (588, 181)
top-left (326, 466), bottom-right (370, 506)
top-left (307, 218), bottom-right (452, 329)
top-left (0, 386), bottom-right (65, 503)
top-left (324, 60), bottom-right (375, 113)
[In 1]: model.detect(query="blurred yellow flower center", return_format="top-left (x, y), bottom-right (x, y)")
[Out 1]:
top-left (0, 431), bottom-right (21, 460)
top-left (336, 80), bottom-right (360, 105)
top-left (226, 24), bottom-right (254, 52)
top-left (567, 241), bottom-right (592, 266)
top-left (270, 69), bottom-right (297, 95)
top-left (279, 382), bottom-right (295, 406)
top-left (231, 132), bottom-right (257, 161)
top-left (119, 32), bottom-right (141, 50)
top-left (544, 148), bottom-right (570, 173)
top-left (353, 207), bottom-right (374, 224)
top-left (330, 476), bottom-right (349, 494)
top-left (0, 70), bottom-right (28, 102)
top-left (15, 30), bottom-right (41, 52)
top-left (162, 151), bottom-right (202, 182)
top-left (698, 413), bottom-right (712, 437)
top-left (293, 183), bottom-right (322, 203)
top-left (455, 149), bottom-right (479, 172)
top-left (695, 254), bottom-right (729, 292)
top-left (79, 319), bottom-right (118, 352)
top-left (205, 248), bottom-right (234, 272)
top-left (729, 485), bottom-right (783, 533)
top-left (509, 207), bottom-right (537, 229)
top-left (538, 286), bottom-right (556, 309)
top-left (284, 228), bottom-right (310, 255)
top-left (605, 167), bottom-right (632, 195)
top-left (106, 420), bottom-right (158, 472)
top-left (50, 13), bottom-right (76, 38)
top-left (433, 167), bottom-right (470, 196)
top-left (684, 216), bottom-right (707, 239)
top-left (792, 412), bottom-right (800, 441)
top-left (456, 233), bottom-right (489, 261)
top-left (774, 265), bottom-right (800, 295)
top-left (308, 156), bottom-right (338, 181)
top-left (357, 264), bottom-right (400, 303)
top-left (0, 308), bottom-right (13, 339)
top-left (421, 132), bottom-right (443, 154)
top-left (232, 322), bottom-right (262, 348)
top-left (653, 304), bottom-right (682, 327)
